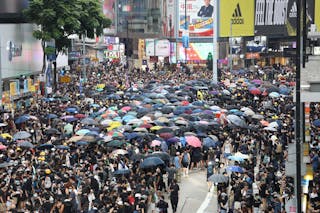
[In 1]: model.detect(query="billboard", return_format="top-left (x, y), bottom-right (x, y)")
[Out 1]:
top-left (316, 0), bottom-right (320, 31)
top-left (103, 0), bottom-right (116, 34)
top-left (145, 39), bottom-right (170, 57)
top-left (0, 0), bottom-right (29, 21)
top-left (178, 0), bottom-right (215, 37)
top-left (163, 0), bottom-right (175, 37)
top-left (0, 24), bottom-right (43, 79)
top-left (255, 0), bottom-right (315, 37)
top-left (175, 42), bottom-right (214, 61)
top-left (219, 0), bottom-right (254, 37)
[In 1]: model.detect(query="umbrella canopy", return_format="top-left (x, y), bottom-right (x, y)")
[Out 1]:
top-left (0, 162), bottom-right (14, 168)
top-left (226, 115), bottom-right (247, 128)
top-left (56, 145), bottom-right (70, 150)
top-left (228, 155), bottom-right (245, 162)
top-left (13, 131), bottom-right (32, 140)
top-left (81, 117), bottom-right (98, 125)
top-left (313, 119), bottom-right (320, 127)
top-left (76, 129), bottom-right (91, 136)
top-left (37, 144), bottom-right (55, 150)
top-left (106, 140), bottom-right (126, 147)
top-left (208, 174), bottom-right (229, 183)
top-left (17, 141), bottom-right (34, 148)
top-left (45, 128), bottom-right (61, 135)
top-left (249, 88), bottom-right (261, 95)
top-left (185, 135), bottom-right (202, 147)
top-left (269, 92), bottom-right (280, 98)
top-left (140, 157), bottom-right (165, 169)
top-left (150, 140), bottom-right (162, 147)
top-left (147, 151), bottom-right (171, 163)
top-left (15, 115), bottom-right (30, 124)
top-left (46, 113), bottom-right (58, 119)
top-left (234, 152), bottom-right (250, 159)
top-left (227, 165), bottom-right (244, 173)
top-left (111, 149), bottom-right (128, 156)
top-left (0, 144), bottom-right (7, 150)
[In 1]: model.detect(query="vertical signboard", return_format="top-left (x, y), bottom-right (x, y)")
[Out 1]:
top-left (163, 0), bottom-right (175, 37)
top-left (316, 0), bottom-right (320, 31)
top-left (103, 0), bottom-right (116, 34)
top-left (178, 0), bottom-right (215, 37)
top-left (219, 0), bottom-right (254, 37)
top-left (255, 0), bottom-right (315, 36)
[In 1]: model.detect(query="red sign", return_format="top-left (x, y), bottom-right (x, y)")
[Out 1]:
top-left (245, 52), bottom-right (260, 59)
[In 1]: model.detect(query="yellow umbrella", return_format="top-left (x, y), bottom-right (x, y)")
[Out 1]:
top-left (150, 126), bottom-right (163, 131)
top-left (1, 133), bottom-right (12, 140)
top-left (107, 121), bottom-right (122, 131)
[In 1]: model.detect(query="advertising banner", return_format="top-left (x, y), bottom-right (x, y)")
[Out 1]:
top-left (163, 0), bottom-right (175, 37)
top-left (103, 0), bottom-right (116, 34)
top-left (145, 39), bottom-right (170, 57)
top-left (176, 42), bottom-right (214, 61)
top-left (179, 0), bottom-right (215, 37)
top-left (10, 82), bottom-right (17, 97)
top-left (255, 0), bottom-right (315, 37)
top-left (316, 0), bottom-right (320, 31)
top-left (220, 0), bottom-right (254, 37)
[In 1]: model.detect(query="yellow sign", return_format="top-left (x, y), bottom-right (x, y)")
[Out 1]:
top-left (30, 85), bottom-right (36, 92)
top-left (59, 76), bottom-right (71, 83)
top-left (10, 82), bottom-right (17, 96)
top-left (316, 0), bottom-right (320, 31)
top-left (28, 79), bottom-right (33, 90)
top-left (219, 0), bottom-right (254, 37)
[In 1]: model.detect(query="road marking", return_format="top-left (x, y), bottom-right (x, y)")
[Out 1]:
top-left (196, 186), bottom-right (214, 213)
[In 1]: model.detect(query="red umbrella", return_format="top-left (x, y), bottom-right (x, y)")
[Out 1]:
top-left (249, 88), bottom-right (261, 95)
top-left (140, 124), bottom-right (153, 129)
top-left (159, 132), bottom-right (174, 140)
top-left (0, 145), bottom-right (7, 150)
top-left (75, 114), bottom-right (86, 119)
top-left (181, 100), bottom-right (190, 106)
top-left (185, 135), bottom-right (202, 148)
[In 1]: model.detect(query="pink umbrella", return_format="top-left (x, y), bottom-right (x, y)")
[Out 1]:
top-left (249, 87), bottom-right (261, 95)
top-left (0, 145), bottom-right (7, 150)
top-left (185, 135), bottom-right (202, 148)
top-left (150, 140), bottom-right (162, 147)
top-left (121, 106), bottom-right (131, 111)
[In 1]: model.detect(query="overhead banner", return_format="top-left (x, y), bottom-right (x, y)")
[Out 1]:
top-left (316, 0), bottom-right (320, 31)
top-left (145, 39), bottom-right (170, 57)
top-left (162, 0), bottom-right (175, 37)
top-left (103, 0), bottom-right (116, 34)
top-left (176, 42), bottom-right (214, 61)
top-left (219, 0), bottom-right (254, 37)
top-left (255, 0), bottom-right (315, 37)
top-left (178, 0), bottom-right (215, 37)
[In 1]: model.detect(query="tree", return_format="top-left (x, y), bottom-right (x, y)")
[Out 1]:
top-left (24, 0), bottom-right (111, 88)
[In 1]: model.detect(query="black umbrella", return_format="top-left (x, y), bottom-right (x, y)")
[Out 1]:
top-left (140, 157), bottom-right (165, 169)
top-left (146, 151), bottom-right (170, 164)
top-left (45, 128), bottom-right (61, 135)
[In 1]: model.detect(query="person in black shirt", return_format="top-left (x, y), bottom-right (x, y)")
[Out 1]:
top-left (169, 180), bottom-right (180, 213)
top-left (156, 195), bottom-right (168, 213)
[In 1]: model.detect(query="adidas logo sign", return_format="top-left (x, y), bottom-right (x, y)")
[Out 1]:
top-left (231, 3), bottom-right (244, 24)
top-left (289, 2), bottom-right (297, 18)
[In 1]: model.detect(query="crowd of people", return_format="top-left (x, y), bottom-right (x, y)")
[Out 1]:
top-left (0, 61), bottom-right (318, 213)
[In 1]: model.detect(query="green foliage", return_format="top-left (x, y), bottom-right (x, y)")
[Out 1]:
top-left (24, 0), bottom-right (111, 54)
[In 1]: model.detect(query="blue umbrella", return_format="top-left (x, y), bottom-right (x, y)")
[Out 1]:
top-left (37, 144), bottom-right (55, 150)
top-left (203, 137), bottom-right (217, 148)
top-left (56, 145), bottom-right (70, 150)
top-left (125, 132), bottom-right (141, 140)
top-left (66, 107), bottom-right (78, 113)
top-left (227, 165), bottom-right (244, 173)
top-left (313, 119), bottom-right (320, 127)
top-left (140, 157), bottom-right (165, 169)
top-left (66, 117), bottom-right (78, 123)
top-left (13, 131), bottom-right (31, 140)
top-left (15, 115), bottom-right (30, 124)
top-left (46, 114), bottom-right (58, 119)
top-left (17, 141), bottom-right (34, 149)
top-left (76, 141), bottom-right (89, 146)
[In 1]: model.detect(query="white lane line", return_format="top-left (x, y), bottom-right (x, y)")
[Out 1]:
top-left (196, 186), bottom-right (214, 213)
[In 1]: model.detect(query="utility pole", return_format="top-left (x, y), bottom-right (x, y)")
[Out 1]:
top-left (229, 19), bottom-right (233, 71)
top-left (184, 0), bottom-right (187, 63)
top-left (295, 0), bottom-right (302, 212)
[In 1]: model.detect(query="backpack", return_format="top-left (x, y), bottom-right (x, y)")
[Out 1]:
top-left (182, 152), bottom-right (189, 163)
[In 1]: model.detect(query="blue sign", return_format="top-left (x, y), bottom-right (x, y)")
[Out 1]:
top-left (182, 35), bottom-right (189, 48)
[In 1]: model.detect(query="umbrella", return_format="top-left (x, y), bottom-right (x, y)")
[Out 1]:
top-left (234, 152), bottom-right (250, 159)
top-left (134, 127), bottom-right (148, 133)
top-left (37, 144), bottom-right (55, 150)
top-left (75, 114), bottom-right (86, 119)
top-left (269, 92), bottom-right (280, 98)
top-left (150, 140), bottom-right (162, 147)
top-left (66, 117), bottom-right (78, 123)
top-left (76, 129), bottom-right (91, 136)
top-left (17, 141), bottom-right (34, 149)
top-left (56, 145), bottom-right (70, 150)
top-left (75, 141), bottom-right (89, 146)
top-left (263, 126), bottom-right (277, 132)
top-left (111, 149), bottom-right (128, 155)
top-left (65, 107), bottom-right (78, 113)
top-left (226, 115), bottom-right (247, 128)
top-left (0, 145), bottom-right (7, 150)
top-left (227, 165), bottom-right (244, 173)
top-left (185, 135), bottom-right (202, 147)
top-left (203, 137), bottom-right (217, 148)
top-left (108, 131), bottom-right (124, 138)
top-left (106, 140), bottom-right (126, 147)
top-left (15, 115), bottom-right (30, 124)
top-left (81, 118), bottom-right (98, 125)
top-left (1, 133), bottom-right (12, 140)
top-left (146, 151), bottom-right (171, 163)
top-left (46, 113), bottom-right (58, 119)
top-left (0, 123), bottom-right (7, 127)
top-left (208, 174), bottom-right (229, 183)
top-left (313, 119), bottom-right (320, 127)
top-left (113, 169), bottom-right (131, 175)
top-left (13, 131), bottom-right (31, 140)
top-left (140, 157), bottom-right (165, 169)
top-left (249, 88), bottom-right (261, 95)
top-left (45, 128), bottom-right (61, 135)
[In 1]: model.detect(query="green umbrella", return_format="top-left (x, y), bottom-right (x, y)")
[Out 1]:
top-left (106, 140), bottom-right (126, 147)
top-left (64, 123), bottom-right (73, 135)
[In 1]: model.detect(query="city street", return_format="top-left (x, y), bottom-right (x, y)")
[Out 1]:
top-left (149, 170), bottom-right (218, 213)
